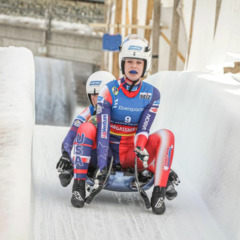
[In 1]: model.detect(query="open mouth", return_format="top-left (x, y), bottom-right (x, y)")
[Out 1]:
top-left (129, 70), bottom-right (138, 74)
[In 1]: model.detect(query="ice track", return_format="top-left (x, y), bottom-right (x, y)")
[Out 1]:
top-left (32, 125), bottom-right (225, 240)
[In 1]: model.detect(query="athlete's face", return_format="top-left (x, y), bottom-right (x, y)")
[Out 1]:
top-left (124, 58), bottom-right (144, 82)
top-left (91, 94), bottom-right (98, 106)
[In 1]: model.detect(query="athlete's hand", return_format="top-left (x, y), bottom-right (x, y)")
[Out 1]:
top-left (88, 115), bottom-right (97, 127)
top-left (169, 169), bottom-right (180, 185)
top-left (56, 152), bottom-right (72, 172)
top-left (134, 146), bottom-right (149, 168)
top-left (93, 167), bottom-right (108, 189)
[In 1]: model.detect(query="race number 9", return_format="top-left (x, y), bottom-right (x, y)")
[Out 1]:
top-left (125, 116), bottom-right (131, 123)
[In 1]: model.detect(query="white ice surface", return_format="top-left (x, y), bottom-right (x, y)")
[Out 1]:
top-left (32, 125), bottom-right (226, 240)
top-left (147, 71), bottom-right (240, 240)
top-left (31, 70), bottom-right (240, 240)
top-left (2, 49), bottom-right (240, 239)
top-left (0, 47), bottom-right (34, 240)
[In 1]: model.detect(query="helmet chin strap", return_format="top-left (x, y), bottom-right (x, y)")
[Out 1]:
top-left (125, 76), bottom-right (141, 92)
top-left (128, 79), bottom-right (140, 92)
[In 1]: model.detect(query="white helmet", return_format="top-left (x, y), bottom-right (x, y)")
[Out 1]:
top-left (86, 71), bottom-right (115, 105)
top-left (119, 34), bottom-right (151, 77)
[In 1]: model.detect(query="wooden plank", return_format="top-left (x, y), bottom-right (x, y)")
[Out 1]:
top-left (151, 0), bottom-right (161, 74)
top-left (89, 22), bottom-right (168, 30)
top-left (186, 0), bottom-right (197, 68)
top-left (214, 0), bottom-right (222, 36)
top-left (169, 0), bottom-right (180, 70)
top-left (102, 0), bottom-right (113, 71)
top-left (144, 0), bottom-right (154, 43)
top-left (131, 0), bottom-right (138, 34)
top-left (114, 0), bottom-right (122, 34)
top-left (161, 32), bottom-right (185, 63)
top-left (125, 0), bottom-right (130, 36)
top-left (112, 0), bottom-right (122, 78)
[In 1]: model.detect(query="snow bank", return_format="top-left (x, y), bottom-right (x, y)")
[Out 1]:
top-left (0, 47), bottom-right (34, 240)
top-left (147, 71), bottom-right (240, 239)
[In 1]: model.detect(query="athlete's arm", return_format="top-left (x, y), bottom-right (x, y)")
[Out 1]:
top-left (96, 85), bottom-right (112, 170)
top-left (134, 87), bottom-right (160, 149)
top-left (62, 105), bottom-right (94, 156)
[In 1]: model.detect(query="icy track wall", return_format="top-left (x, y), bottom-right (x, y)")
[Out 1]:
top-left (35, 56), bottom-right (76, 126)
top-left (146, 71), bottom-right (240, 239)
top-left (0, 47), bottom-right (34, 240)
top-left (1, 46), bottom-right (239, 240)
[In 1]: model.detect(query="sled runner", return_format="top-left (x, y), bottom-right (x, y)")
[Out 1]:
top-left (85, 156), bottom-right (154, 208)
top-left (59, 157), bottom-right (155, 208)
top-left (85, 161), bottom-right (154, 192)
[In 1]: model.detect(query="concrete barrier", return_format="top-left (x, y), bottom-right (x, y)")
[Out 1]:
top-left (0, 47), bottom-right (34, 240)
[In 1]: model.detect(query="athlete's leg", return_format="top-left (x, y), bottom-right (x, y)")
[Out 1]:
top-left (123, 129), bottom-right (174, 185)
top-left (146, 129), bottom-right (175, 214)
top-left (110, 135), bottom-right (135, 169)
top-left (123, 129), bottom-right (175, 214)
top-left (146, 129), bottom-right (174, 187)
top-left (72, 122), bottom-right (97, 180)
top-left (71, 122), bottom-right (97, 207)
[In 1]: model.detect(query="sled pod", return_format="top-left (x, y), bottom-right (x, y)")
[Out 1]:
top-left (86, 171), bottom-right (154, 192)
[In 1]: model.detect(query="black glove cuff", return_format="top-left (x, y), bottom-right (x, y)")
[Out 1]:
top-left (62, 151), bottom-right (70, 157)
